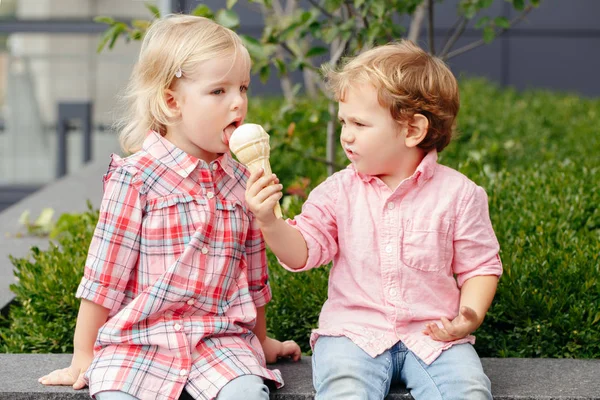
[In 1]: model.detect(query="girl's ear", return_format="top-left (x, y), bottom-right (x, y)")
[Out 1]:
top-left (405, 113), bottom-right (428, 148)
top-left (164, 88), bottom-right (181, 117)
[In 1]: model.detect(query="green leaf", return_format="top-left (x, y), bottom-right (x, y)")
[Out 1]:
top-left (494, 16), bottom-right (511, 29)
top-left (259, 64), bottom-right (270, 83)
top-left (145, 3), bottom-right (160, 19)
top-left (354, 0), bottom-right (366, 8)
top-left (323, 0), bottom-right (343, 13)
top-left (227, 0), bottom-right (238, 9)
top-left (216, 9), bottom-right (240, 29)
top-left (191, 5), bottom-right (213, 18)
top-left (512, 0), bottom-right (525, 10)
top-left (96, 23), bottom-right (124, 53)
top-left (131, 19), bottom-right (151, 31)
top-left (273, 58), bottom-right (287, 76)
top-left (93, 16), bottom-right (116, 25)
top-left (475, 16), bottom-right (490, 29)
top-left (483, 26), bottom-right (495, 43)
top-left (241, 34), bottom-right (265, 59)
top-left (305, 46), bottom-right (328, 58)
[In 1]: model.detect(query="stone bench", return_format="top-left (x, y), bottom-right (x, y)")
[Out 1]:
top-left (0, 354), bottom-right (599, 399)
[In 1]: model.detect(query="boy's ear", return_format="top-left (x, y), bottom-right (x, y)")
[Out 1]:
top-left (164, 89), bottom-right (181, 116)
top-left (404, 113), bottom-right (429, 148)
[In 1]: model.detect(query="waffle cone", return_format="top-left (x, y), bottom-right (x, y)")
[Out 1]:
top-left (229, 128), bottom-right (282, 219)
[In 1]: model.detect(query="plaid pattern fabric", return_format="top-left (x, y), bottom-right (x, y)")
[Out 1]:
top-left (76, 131), bottom-right (282, 400)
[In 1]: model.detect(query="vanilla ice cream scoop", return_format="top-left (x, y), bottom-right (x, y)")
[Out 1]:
top-left (229, 124), bottom-right (282, 219)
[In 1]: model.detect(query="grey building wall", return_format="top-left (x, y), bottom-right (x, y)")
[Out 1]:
top-left (185, 0), bottom-right (600, 97)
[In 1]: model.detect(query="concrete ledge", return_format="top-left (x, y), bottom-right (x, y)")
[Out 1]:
top-left (0, 354), bottom-right (599, 399)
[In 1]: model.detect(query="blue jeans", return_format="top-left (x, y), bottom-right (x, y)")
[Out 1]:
top-left (95, 375), bottom-right (269, 400)
top-left (312, 335), bottom-right (492, 400)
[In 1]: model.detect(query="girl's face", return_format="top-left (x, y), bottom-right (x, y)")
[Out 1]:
top-left (165, 48), bottom-right (250, 162)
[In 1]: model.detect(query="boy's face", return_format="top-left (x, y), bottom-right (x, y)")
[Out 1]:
top-left (338, 83), bottom-right (416, 188)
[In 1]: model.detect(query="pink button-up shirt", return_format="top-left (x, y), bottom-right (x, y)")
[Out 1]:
top-left (77, 132), bottom-right (282, 400)
top-left (281, 151), bottom-right (502, 364)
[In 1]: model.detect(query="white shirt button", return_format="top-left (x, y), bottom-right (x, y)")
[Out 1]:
top-left (201, 247), bottom-right (209, 255)
top-left (385, 245), bottom-right (393, 253)
top-left (173, 323), bottom-right (182, 331)
top-left (187, 299), bottom-right (195, 306)
top-left (212, 163), bottom-right (218, 171)
top-left (179, 369), bottom-right (188, 377)
top-left (387, 202), bottom-right (395, 210)
top-left (206, 192), bottom-right (214, 199)
top-left (389, 288), bottom-right (397, 297)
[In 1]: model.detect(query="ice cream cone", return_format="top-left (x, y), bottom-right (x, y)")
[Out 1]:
top-left (229, 124), bottom-right (282, 219)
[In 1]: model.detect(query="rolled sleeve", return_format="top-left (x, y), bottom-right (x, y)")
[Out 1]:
top-left (76, 160), bottom-right (143, 316)
top-left (279, 176), bottom-right (339, 272)
top-left (245, 213), bottom-right (271, 307)
top-left (453, 185), bottom-right (502, 287)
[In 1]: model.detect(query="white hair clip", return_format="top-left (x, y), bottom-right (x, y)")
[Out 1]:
top-left (175, 68), bottom-right (182, 78)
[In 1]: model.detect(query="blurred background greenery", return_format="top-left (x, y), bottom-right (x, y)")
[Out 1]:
top-left (2, 78), bottom-right (598, 358)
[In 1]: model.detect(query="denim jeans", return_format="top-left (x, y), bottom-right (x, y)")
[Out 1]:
top-left (312, 335), bottom-right (492, 400)
top-left (95, 375), bottom-right (269, 400)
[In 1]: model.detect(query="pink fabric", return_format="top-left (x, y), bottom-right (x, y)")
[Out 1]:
top-left (280, 151), bottom-right (502, 365)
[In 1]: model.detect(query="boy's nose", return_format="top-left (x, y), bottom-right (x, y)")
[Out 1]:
top-left (340, 128), bottom-right (354, 143)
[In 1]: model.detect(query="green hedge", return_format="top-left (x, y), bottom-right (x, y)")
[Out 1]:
top-left (1, 79), bottom-right (599, 358)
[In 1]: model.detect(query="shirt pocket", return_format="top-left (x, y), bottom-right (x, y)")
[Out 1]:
top-left (401, 217), bottom-right (452, 272)
top-left (143, 194), bottom-right (208, 256)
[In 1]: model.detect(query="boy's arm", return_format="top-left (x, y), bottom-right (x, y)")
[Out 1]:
top-left (424, 185), bottom-right (501, 342)
top-left (459, 275), bottom-right (498, 327)
top-left (39, 299), bottom-right (109, 388)
top-left (245, 169), bottom-right (308, 270)
top-left (260, 219), bottom-right (308, 270)
top-left (253, 306), bottom-right (301, 363)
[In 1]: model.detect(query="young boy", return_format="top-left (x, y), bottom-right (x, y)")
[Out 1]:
top-left (246, 41), bottom-right (502, 400)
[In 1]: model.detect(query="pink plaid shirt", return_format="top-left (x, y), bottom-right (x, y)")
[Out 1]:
top-left (76, 131), bottom-right (282, 400)
top-left (281, 150), bottom-right (502, 365)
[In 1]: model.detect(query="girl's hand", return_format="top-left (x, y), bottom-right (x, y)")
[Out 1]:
top-left (245, 168), bottom-right (283, 227)
top-left (423, 306), bottom-right (480, 342)
top-left (261, 336), bottom-right (301, 364)
top-left (38, 354), bottom-right (92, 389)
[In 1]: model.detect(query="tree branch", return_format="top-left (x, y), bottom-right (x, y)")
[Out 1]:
top-left (427, 0), bottom-right (435, 54)
top-left (407, 1), bottom-right (427, 42)
top-left (443, 5), bottom-right (534, 61)
top-left (306, 0), bottom-right (334, 19)
top-left (439, 17), bottom-right (468, 58)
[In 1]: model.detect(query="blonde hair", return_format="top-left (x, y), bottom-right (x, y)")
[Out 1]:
top-left (116, 15), bottom-right (249, 154)
top-left (323, 41), bottom-right (459, 153)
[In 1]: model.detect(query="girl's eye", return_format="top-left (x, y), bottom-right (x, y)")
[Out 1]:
top-left (240, 85), bottom-right (249, 93)
top-left (338, 119), bottom-right (345, 125)
top-left (212, 89), bottom-right (224, 95)
top-left (355, 122), bottom-right (365, 127)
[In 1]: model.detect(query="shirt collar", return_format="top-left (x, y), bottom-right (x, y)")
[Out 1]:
top-left (143, 131), bottom-right (235, 179)
top-left (350, 149), bottom-right (438, 185)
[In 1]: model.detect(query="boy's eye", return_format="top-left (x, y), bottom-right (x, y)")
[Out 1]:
top-left (338, 119), bottom-right (345, 125)
top-left (212, 89), bottom-right (224, 95)
top-left (240, 85), bottom-right (249, 93)
top-left (355, 122), bottom-right (365, 127)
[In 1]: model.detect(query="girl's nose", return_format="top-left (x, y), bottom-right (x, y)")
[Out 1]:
top-left (230, 93), bottom-right (245, 111)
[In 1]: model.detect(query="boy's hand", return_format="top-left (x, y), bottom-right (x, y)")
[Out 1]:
top-left (423, 306), bottom-right (479, 342)
top-left (38, 354), bottom-right (91, 389)
top-left (246, 168), bottom-right (283, 226)
top-left (261, 336), bottom-right (302, 364)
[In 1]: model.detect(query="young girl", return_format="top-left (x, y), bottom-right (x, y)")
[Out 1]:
top-left (39, 15), bottom-right (300, 400)
top-left (246, 41), bottom-right (502, 400)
